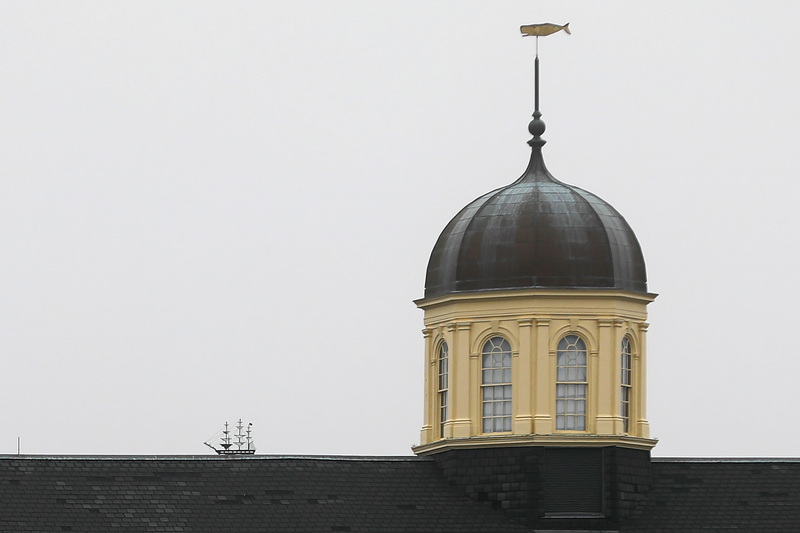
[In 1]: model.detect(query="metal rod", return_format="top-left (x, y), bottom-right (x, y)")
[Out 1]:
top-left (534, 54), bottom-right (540, 113)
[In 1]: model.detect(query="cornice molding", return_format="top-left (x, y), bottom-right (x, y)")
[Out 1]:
top-left (415, 288), bottom-right (657, 310)
top-left (412, 434), bottom-right (659, 456)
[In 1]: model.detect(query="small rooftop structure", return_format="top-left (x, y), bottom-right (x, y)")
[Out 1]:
top-left (203, 420), bottom-right (256, 456)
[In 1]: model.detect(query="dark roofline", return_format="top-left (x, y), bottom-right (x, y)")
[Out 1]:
top-left (6, 454), bottom-right (798, 463)
top-left (652, 457), bottom-right (800, 463)
top-left (0, 454), bottom-right (430, 462)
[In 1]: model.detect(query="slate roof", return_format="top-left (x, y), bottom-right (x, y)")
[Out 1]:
top-left (2, 454), bottom-right (800, 532)
top-left (0, 454), bottom-right (529, 533)
top-left (622, 458), bottom-right (800, 532)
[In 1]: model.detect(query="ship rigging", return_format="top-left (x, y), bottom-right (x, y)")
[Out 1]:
top-left (204, 419), bottom-right (256, 455)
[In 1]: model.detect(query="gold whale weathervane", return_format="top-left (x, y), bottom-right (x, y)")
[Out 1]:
top-left (520, 22), bottom-right (571, 37)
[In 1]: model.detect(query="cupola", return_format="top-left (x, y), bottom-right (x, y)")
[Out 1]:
top-left (413, 34), bottom-right (656, 457)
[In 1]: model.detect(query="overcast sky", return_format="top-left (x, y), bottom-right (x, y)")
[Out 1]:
top-left (2, 1), bottom-right (799, 457)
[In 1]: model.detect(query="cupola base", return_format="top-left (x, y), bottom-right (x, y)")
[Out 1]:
top-left (431, 445), bottom-right (652, 530)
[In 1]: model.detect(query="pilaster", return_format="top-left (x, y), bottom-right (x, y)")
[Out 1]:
top-left (595, 319), bottom-right (615, 434)
top-left (514, 318), bottom-right (534, 434)
top-left (636, 322), bottom-right (650, 438)
top-left (420, 328), bottom-right (434, 445)
top-left (451, 322), bottom-right (472, 438)
top-left (533, 319), bottom-right (553, 434)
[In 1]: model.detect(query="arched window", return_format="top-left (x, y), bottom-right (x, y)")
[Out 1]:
top-left (621, 336), bottom-right (632, 433)
top-left (437, 341), bottom-right (449, 438)
top-left (556, 334), bottom-right (587, 431)
top-left (481, 336), bottom-right (512, 433)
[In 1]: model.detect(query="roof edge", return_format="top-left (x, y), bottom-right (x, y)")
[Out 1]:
top-left (0, 454), bottom-right (430, 462)
top-left (416, 287), bottom-right (657, 309)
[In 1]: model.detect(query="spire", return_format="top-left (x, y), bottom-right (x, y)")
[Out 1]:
top-left (522, 39), bottom-right (550, 181)
top-left (519, 23), bottom-right (570, 148)
top-left (518, 23), bottom-right (571, 179)
top-left (527, 51), bottom-right (546, 148)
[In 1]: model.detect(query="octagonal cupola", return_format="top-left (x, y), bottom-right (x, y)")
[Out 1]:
top-left (413, 45), bottom-right (656, 456)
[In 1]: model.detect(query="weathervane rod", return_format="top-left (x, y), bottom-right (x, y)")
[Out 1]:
top-left (521, 22), bottom-right (570, 113)
top-left (520, 22), bottom-right (571, 143)
top-left (535, 37), bottom-right (540, 113)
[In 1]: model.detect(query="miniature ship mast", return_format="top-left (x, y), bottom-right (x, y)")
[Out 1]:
top-left (204, 419), bottom-right (256, 455)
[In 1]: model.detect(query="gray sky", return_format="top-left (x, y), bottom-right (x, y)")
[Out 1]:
top-left (2, 1), bottom-right (799, 457)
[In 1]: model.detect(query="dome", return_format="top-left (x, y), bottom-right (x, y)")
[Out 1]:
top-left (424, 141), bottom-right (647, 298)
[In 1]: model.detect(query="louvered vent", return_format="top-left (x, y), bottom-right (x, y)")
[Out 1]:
top-left (543, 448), bottom-right (604, 517)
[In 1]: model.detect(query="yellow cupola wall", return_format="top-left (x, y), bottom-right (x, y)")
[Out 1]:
top-left (413, 289), bottom-right (656, 455)
top-left (412, 111), bottom-right (657, 456)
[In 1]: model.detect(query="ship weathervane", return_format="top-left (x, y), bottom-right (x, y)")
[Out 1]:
top-left (204, 419), bottom-right (256, 456)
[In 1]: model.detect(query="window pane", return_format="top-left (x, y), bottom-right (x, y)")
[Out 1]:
top-left (481, 337), bottom-right (512, 433)
top-left (621, 336), bottom-right (633, 433)
top-left (556, 335), bottom-right (587, 430)
top-left (438, 341), bottom-right (449, 438)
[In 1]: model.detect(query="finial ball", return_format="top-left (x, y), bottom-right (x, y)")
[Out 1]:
top-left (528, 118), bottom-right (546, 137)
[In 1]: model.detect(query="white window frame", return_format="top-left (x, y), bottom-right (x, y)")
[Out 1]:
top-left (621, 336), bottom-right (632, 434)
top-left (481, 336), bottom-right (512, 433)
top-left (437, 340), bottom-right (449, 439)
top-left (556, 334), bottom-right (587, 431)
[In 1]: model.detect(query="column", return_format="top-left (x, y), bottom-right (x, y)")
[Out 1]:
top-left (636, 322), bottom-right (650, 438)
top-left (451, 322), bottom-right (472, 438)
top-left (593, 319), bottom-right (615, 434)
top-left (532, 319), bottom-right (552, 434)
top-left (420, 328), bottom-right (433, 445)
top-left (514, 318), bottom-right (534, 434)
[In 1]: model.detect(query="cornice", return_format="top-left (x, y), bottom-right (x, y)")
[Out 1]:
top-left (415, 288), bottom-right (657, 310)
top-left (412, 434), bottom-right (658, 456)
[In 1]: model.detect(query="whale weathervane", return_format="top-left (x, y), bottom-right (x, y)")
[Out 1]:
top-left (520, 23), bottom-right (571, 37)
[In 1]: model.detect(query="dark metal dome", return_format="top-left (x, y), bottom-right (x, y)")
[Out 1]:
top-left (424, 142), bottom-right (647, 298)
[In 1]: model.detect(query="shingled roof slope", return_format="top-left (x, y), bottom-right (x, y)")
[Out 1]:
top-left (4, 454), bottom-right (800, 531)
top-left (0, 455), bottom-right (530, 533)
top-left (622, 458), bottom-right (800, 532)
